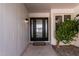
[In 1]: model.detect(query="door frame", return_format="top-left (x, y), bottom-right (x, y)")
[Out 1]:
top-left (29, 17), bottom-right (50, 42)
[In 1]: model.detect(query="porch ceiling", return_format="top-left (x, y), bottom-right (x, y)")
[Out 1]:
top-left (24, 3), bottom-right (79, 13)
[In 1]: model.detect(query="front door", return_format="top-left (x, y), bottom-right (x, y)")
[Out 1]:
top-left (30, 18), bottom-right (48, 41)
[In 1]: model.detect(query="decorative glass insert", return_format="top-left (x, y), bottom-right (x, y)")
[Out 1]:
top-left (36, 19), bottom-right (43, 38)
top-left (64, 15), bottom-right (71, 20)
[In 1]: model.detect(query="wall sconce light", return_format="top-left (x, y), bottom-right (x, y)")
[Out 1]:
top-left (25, 18), bottom-right (29, 23)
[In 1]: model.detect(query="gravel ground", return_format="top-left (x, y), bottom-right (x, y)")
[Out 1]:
top-left (52, 45), bottom-right (79, 56)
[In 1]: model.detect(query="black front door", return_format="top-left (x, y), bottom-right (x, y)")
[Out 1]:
top-left (30, 18), bottom-right (48, 41)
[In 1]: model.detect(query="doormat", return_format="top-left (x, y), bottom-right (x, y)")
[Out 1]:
top-left (33, 42), bottom-right (46, 46)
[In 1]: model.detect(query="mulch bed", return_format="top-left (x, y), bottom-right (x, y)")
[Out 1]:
top-left (52, 45), bottom-right (79, 56)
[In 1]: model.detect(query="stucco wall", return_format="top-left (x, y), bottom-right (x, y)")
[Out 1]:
top-left (0, 4), bottom-right (29, 56)
top-left (29, 12), bottom-right (50, 17)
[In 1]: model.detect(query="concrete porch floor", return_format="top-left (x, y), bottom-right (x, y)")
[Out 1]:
top-left (23, 44), bottom-right (57, 56)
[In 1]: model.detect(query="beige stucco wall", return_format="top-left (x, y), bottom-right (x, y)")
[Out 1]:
top-left (29, 12), bottom-right (50, 17)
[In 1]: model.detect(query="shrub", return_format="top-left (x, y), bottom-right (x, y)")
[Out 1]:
top-left (56, 20), bottom-right (78, 46)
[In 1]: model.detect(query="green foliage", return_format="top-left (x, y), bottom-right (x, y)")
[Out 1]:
top-left (56, 20), bottom-right (78, 44)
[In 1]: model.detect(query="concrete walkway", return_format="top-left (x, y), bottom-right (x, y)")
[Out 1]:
top-left (23, 44), bottom-right (57, 56)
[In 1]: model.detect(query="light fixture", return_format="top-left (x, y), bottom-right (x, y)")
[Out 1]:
top-left (25, 18), bottom-right (28, 23)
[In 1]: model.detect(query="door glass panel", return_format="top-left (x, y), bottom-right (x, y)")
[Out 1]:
top-left (45, 20), bottom-right (47, 38)
top-left (31, 20), bottom-right (33, 37)
top-left (36, 19), bottom-right (42, 38)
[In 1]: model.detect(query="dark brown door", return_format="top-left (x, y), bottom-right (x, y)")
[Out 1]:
top-left (30, 18), bottom-right (48, 41)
